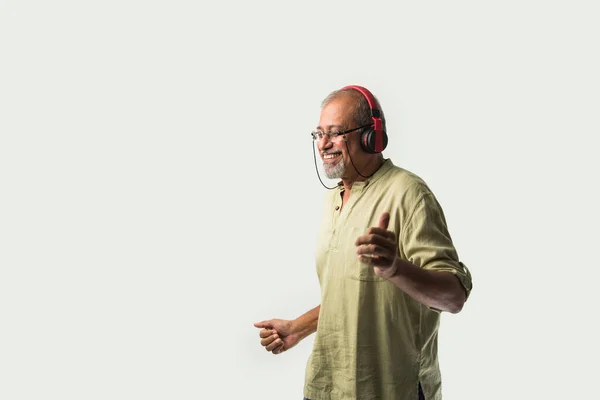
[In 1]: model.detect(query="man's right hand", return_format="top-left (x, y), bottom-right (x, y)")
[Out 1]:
top-left (253, 319), bottom-right (301, 355)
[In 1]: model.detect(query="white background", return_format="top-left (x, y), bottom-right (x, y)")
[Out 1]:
top-left (1, 1), bottom-right (599, 399)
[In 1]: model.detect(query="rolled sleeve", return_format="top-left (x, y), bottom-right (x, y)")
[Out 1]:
top-left (401, 192), bottom-right (473, 299)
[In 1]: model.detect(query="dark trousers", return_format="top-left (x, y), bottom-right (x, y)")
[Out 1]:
top-left (304, 382), bottom-right (425, 400)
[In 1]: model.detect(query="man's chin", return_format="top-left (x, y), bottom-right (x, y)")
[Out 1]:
top-left (322, 158), bottom-right (346, 179)
top-left (324, 167), bottom-right (345, 180)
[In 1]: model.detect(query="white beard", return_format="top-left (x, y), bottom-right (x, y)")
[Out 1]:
top-left (324, 157), bottom-right (346, 179)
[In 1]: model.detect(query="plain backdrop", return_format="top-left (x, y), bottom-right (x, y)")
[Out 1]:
top-left (1, 1), bottom-right (599, 399)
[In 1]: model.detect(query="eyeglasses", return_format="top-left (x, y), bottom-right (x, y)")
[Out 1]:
top-left (310, 124), bottom-right (373, 142)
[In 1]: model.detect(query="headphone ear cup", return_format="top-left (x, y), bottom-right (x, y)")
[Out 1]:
top-left (380, 131), bottom-right (388, 152)
top-left (361, 128), bottom-right (388, 154)
top-left (360, 128), bottom-right (375, 153)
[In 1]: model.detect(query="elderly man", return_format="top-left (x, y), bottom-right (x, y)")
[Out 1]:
top-left (255, 85), bottom-right (473, 400)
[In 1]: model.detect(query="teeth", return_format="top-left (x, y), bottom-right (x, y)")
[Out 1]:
top-left (323, 153), bottom-right (340, 159)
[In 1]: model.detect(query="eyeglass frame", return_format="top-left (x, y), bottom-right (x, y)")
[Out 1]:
top-left (310, 123), bottom-right (373, 142)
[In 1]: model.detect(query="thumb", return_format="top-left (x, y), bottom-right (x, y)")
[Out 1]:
top-left (253, 320), bottom-right (272, 329)
top-left (378, 212), bottom-right (390, 230)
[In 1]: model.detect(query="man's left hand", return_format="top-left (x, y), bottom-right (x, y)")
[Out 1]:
top-left (355, 212), bottom-right (400, 280)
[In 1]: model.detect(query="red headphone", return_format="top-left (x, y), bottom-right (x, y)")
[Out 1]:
top-left (341, 85), bottom-right (388, 154)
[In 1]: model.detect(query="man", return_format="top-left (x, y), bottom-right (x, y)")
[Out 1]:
top-left (254, 85), bottom-right (473, 400)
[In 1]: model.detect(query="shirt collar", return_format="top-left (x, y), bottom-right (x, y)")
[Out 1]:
top-left (335, 158), bottom-right (394, 191)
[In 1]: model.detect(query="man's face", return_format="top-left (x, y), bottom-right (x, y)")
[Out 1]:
top-left (316, 95), bottom-right (364, 179)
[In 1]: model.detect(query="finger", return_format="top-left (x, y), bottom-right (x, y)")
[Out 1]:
top-left (259, 328), bottom-right (277, 338)
top-left (355, 233), bottom-right (395, 248)
top-left (254, 321), bottom-right (272, 329)
top-left (366, 227), bottom-right (396, 241)
top-left (356, 244), bottom-right (394, 258)
top-left (359, 254), bottom-right (394, 267)
top-left (272, 342), bottom-right (285, 355)
top-left (265, 337), bottom-right (283, 352)
top-left (378, 212), bottom-right (390, 230)
top-left (260, 333), bottom-right (279, 347)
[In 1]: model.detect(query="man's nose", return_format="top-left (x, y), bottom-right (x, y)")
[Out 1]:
top-left (317, 136), bottom-right (333, 151)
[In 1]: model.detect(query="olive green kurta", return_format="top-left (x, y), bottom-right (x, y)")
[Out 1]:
top-left (304, 159), bottom-right (472, 400)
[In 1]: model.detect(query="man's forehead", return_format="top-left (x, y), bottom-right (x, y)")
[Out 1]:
top-left (316, 123), bottom-right (344, 131)
top-left (318, 99), bottom-right (354, 130)
top-left (321, 98), bottom-right (353, 114)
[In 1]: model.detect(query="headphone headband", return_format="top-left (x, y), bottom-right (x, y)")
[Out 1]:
top-left (341, 85), bottom-right (387, 153)
top-left (341, 85), bottom-right (380, 116)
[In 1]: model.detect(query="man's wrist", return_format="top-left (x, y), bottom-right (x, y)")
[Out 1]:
top-left (292, 316), bottom-right (317, 339)
top-left (291, 318), bottom-right (310, 339)
top-left (380, 257), bottom-right (401, 280)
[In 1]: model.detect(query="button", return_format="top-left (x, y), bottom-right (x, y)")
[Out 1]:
top-left (335, 206), bottom-right (340, 210)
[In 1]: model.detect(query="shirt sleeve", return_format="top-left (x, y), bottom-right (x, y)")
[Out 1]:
top-left (400, 191), bottom-right (473, 300)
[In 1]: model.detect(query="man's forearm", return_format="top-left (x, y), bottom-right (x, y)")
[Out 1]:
top-left (387, 258), bottom-right (466, 313)
top-left (292, 305), bottom-right (320, 339)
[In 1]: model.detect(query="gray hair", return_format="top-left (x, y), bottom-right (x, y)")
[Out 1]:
top-left (321, 88), bottom-right (386, 129)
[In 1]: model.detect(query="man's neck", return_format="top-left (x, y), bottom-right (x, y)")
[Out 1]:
top-left (341, 156), bottom-right (384, 191)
